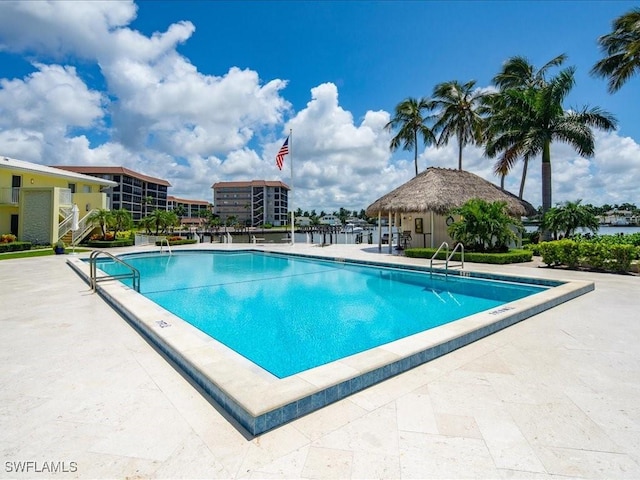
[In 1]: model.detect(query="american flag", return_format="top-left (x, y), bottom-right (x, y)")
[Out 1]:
top-left (276, 137), bottom-right (289, 170)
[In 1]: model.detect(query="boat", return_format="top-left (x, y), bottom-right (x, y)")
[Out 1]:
top-left (340, 223), bottom-right (364, 234)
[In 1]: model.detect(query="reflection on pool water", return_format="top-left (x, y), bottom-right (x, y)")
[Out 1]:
top-left (96, 251), bottom-right (547, 378)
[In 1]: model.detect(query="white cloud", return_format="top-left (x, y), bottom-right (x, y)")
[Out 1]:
top-left (0, 63), bottom-right (103, 133)
top-left (0, 63), bottom-right (104, 163)
top-left (0, 0), bottom-right (138, 59)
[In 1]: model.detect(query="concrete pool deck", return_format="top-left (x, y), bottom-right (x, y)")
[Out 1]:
top-left (1, 242), bottom-right (639, 478)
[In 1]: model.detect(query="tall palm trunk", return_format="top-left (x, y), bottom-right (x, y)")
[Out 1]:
top-left (541, 140), bottom-right (553, 240)
top-left (518, 157), bottom-right (529, 199)
top-left (457, 136), bottom-right (463, 171)
top-left (413, 129), bottom-right (419, 176)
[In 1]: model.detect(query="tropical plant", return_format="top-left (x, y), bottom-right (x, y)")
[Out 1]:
top-left (484, 57), bottom-right (617, 235)
top-left (541, 200), bottom-right (600, 239)
top-left (138, 216), bottom-right (154, 235)
top-left (87, 208), bottom-right (113, 239)
top-left (431, 80), bottom-right (488, 170)
top-left (110, 208), bottom-right (133, 239)
top-left (173, 204), bottom-right (186, 223)
top-left (591, 8), bottom-right (640, 92)
top-left (447, 199), bottom-right (522, 253)
top-left (142, 195), bottom-right (154, 217)
top-left (147, 209), bottom-right (177, 235)
top-left (385, 97), bottom-right (436, 176)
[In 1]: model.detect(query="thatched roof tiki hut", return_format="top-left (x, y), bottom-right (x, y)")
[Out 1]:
top-left (365, 167), bottom-right (535, 253)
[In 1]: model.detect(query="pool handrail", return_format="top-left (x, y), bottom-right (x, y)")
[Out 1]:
top-left (447, 242), bottom-right (465, 271)
top-left (430, 241), bottom-right (449, 274)
top-left (430, 241), bottom-right (464, 278)
top-left (89, 250), bottom-right (140, 292)
top-left (159, 237), bottom-right (172, 255)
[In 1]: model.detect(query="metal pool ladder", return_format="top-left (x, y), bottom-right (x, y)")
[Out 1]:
top-left (89, 250), bottom-right (140, 292)
top-left (430, 242), bottom-right (465, 278)
top-left (159, 237), bottom-right (172, 255)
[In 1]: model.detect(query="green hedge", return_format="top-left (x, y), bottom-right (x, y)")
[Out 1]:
top-left (0, 241), bottom-right (32, 253)
top-left (538, 239), bottom-right (638, 272)
top-left (154, 239), bottom-right (198, 246)
top-left (404, 248), bottom-right (533, 264)
top-left (86, 239), bottom-right (134, 248)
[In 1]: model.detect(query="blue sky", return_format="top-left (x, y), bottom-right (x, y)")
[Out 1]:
top-left (1, 0), bottom-right (639, 212)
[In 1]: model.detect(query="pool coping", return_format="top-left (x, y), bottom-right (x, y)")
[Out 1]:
top-left (67, 249), bottom-right (594, 436)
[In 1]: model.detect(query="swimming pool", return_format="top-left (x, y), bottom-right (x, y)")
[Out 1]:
top-left (95, 251), bottom-right (546, 378)
top-left (69, 247), bottom-right (594, 435)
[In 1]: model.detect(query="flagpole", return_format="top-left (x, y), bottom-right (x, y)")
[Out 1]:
top-left (289, 128), bottom-right (294, 245)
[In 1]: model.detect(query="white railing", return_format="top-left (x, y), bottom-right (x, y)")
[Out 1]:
top-left (58, 211), bottom-right (74, 239)
top-left (447, 243), bottom-right (465, 270)
top-left (0, 187), bottom-right (19, 204)
top-left (58, 188), bottom-right (72, 206)
top-left (430, 241), bottom-right (464, 279)
top-left (135, 234), bottom-right (164, 246)
top-left (159, 237), bottom-right (172, 255)
top-left (71, 210), bottom-right (98, 245)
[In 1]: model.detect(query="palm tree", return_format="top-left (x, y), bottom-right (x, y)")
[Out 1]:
top-left (431, 80), bottom-right (488, 170)
top-left (542, 199), bottom-right (599, 239)
top-left (485, 66), bottom-right (617, 235)
top-left (148, 209), bottom-right (176, 235)
top-left (493, 54), bottom-right (567, 90)
top-left (87, 208), bottom-right (113, 239)
top-left (486, 54), bottom-right (567, 198)
top-left (111, 208), bottom-right (132, 239)
top-left (591, 8), bottom-right (640, 93)
top-left (142, 195), bottom-right (154, 217)
top-left (385, 97), bottom-right (436, 176)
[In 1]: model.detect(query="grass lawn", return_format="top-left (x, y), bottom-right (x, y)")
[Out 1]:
top-left (0, 248), bottom-right (91, 261)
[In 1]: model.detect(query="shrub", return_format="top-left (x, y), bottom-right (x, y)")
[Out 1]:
top-left (0, 241), bottom-right (31, 253)
top-left (404, 248), bottom-right (532, 264)
top-left (608, 244), bottom-right (636, 272)
top-left (539, 239), bottom-right (581, 268)
top-left (539, 241), bottom-right (563, 266)
top-left (525, 243), bottom-right (542, 256)
top-left (86, 239), bottom-right (134, 248)
top-left (155, 238), bottom-right (197, 246)
top-left (578, 242), bottom-right (607, 270)
top-left (447, 199), bottom-right (521, 252)
top-left (0, 234), bottom-right (17, 243)
top-left (538, 239), bottom-right (637, 273)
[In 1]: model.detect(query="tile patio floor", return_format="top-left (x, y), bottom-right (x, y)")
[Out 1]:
top-left (1, 243), bottom-right (639, 479)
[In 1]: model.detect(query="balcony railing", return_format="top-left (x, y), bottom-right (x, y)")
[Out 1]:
top-left (58, 188), bottom-right (72, 206)
top-left (0, 187), bottom-right (19, 205)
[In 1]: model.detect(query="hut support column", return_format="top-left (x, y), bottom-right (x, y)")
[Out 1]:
top-left (430, 211), bottom-right (434, 248)
top-left (388, 211), bottom-right (392, 254)
top-left (378, 211), bottom-right (382, 252)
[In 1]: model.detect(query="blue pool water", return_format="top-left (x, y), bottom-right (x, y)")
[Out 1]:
top-left (96, 251), bottom-right (547, 378)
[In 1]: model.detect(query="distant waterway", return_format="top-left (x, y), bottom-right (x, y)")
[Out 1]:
top-left (524, 225), bottom-right (640, 235)
top-left (194, 224), bottom-right (640, 246)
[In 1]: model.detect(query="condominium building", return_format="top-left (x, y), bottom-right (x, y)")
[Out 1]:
top-left (167, 195), bottom-right (212, 226)
top-left (0, 156), bottom-right (115, 244)
top-left (212, 180), bottom-right (290, 227)
top-left (56, 166), bottom-right (171, 221)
